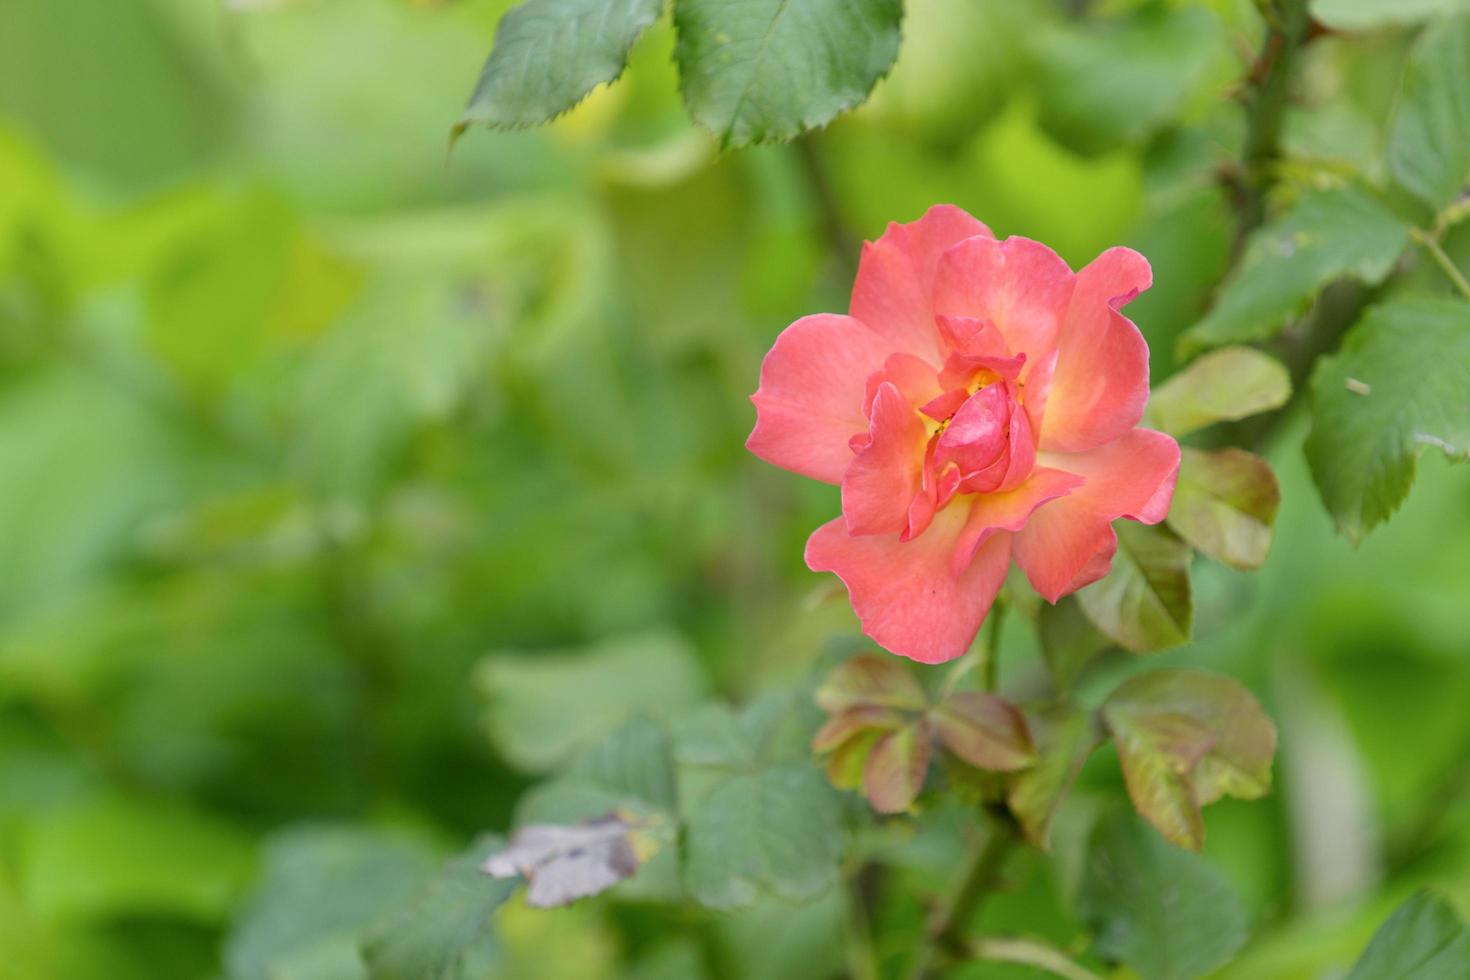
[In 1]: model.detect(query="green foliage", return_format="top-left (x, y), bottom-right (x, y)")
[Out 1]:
top-left (1180, 187), bottom-right (1410, 354)
top-left (1346, 890), bottom-right (1470, 979)
top-left (1147, 346), bottom-right (1291, 437)
top-left (1077, 523), bottom-right (1193, 652)
top-left (1168, 448), bottom-right (1281, 570)
top-left (674, 0), bottom-right (902, 147)
top-left (1006, 705), bottom-right (1099, 850)
top-left (1388, 14), bottom-right (1470, 216)
top-left (1102, 669), bottom-right (1276, 850)
top-left (456, 0), bottom-right (664, 134)
top-left (1305, 297), bottom-right (1470, 543)
top-left (1079, 811), bottom-right (1249, 980)
top-left (1311, 0), bottom-right (1470, 30)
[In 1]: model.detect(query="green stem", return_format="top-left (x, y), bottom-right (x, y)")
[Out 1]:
top-left (1412, 227), bottom-right (1470, 302)
top-left (904, 821), bottom-right (1018, 980)
top-left (966, 937), bottom-right (1105, 980)
top-left (983, 599), bottom-right (1007, 692)
top-left (843, 862), bottom-right (882, 980)
top-left (1232, 0), bottom-right (1310, 253)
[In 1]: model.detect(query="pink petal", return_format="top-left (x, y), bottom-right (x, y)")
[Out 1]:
top-left (748, 314), bottom-right (893, 484)
top-left (806, 508), bottom-right (1013, 664)
top-left (843, 383), bottom-right (927, 536)
top-left (935, 385), bottom-right (1011, 477)
top-left (1015, 428), bottom-right (1181, 602)
top-left (1039, 247), bottom-right (1153, 453)
top-left (863, 352), bottom-right (943, 417)
top-left (851, 206), bottom-right (994, 364)
top-left (936, 315), bottom-right (1010, 357)
top-left (950, 468), bottom-right (1085, 576)
top-left (933, 236), bottom-right (1076, 366)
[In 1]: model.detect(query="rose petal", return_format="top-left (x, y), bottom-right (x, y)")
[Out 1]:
top-left (1039, 247), bottom-right (1152, 452)
top-left (748, 313), bottom-right (893, 483)
top-left (950, 467), bottom-right (1085, 576)
top-left (1015, 429), bottom-right (1181, 602)
top-left (843, 383), bottom-right (927, 536)
top-left (933, 236), bottom-right (1076, 367)
top-left (807, 508), bottom-right (1013, 664)
top-left (851, 205), bottom-right (994, 364)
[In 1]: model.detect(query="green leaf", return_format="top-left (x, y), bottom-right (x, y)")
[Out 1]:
top-left (1101, 669), bottom-right (1276, 850)
top-left (1006, 705), bottom-right (1100, 849)
top-left (224, 827), bottom-right (436, 980)
top-left (1312, 0), bottom-right (1470, 31)
top-left (475, 630), bottom-right (705, 772)
top-left (1034, 4), bottom-right (1227, 155)
top-left (1388, 14), bottom-right (1470, 215)
top-left (1036, 596), bottom-right (1112, 692)
top-left (814, 653), bottom-right (927, 713)
top-left (1346, 890), bottom-right (1470, 980)
top-left (930, 692), bottom-right (1035, 771)
top-left (1079, 811), bottom-right (1249, 980)
top-left (1305, 297), bottom-right (1470, 543)
top-left (1076, 522), bottom-right (1193, 653)
top-left (679, 702), bottom-right (844, 909)
top-left (1167, 447), bottom-right (1281, 570)
top-left (1180, 186), bottom-right (1410, 354)
top-left (673, 0), bottom-right (902, 147)
top-left (862, 720), bottom-right (933, 813)
top-left (455, 0), bottom-right (663, 134)
top-left (1147, 346), bottom-right (1291, 437)
top-left (363, 837), bottom-right (516, 980)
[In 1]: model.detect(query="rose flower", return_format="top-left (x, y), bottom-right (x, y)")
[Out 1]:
top-left (747, 205), bottom-right (1180, 664)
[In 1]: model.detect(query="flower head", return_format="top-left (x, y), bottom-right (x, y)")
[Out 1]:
top-left (747, 205), bottom-right (1180, 664)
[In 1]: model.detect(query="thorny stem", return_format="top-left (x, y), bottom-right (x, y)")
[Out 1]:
top-left (983, 599), bottom-right (1007, 692)
top-left (904, 818), bottom-right (1019, 980)
top-left (1231, 0), bottom-right (1311, 255)
top-left (795, 132), bottom-right (860, 278)
top-left (1411, 227), bottom-right (1470, 302)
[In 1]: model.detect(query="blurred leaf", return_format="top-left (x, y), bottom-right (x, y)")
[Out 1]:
top-left (1102, 669), bottom-right (1276, 850)
top-left (1167, 447), bottom-right (1281, 570)
top-left (476, 630), bottom-right (705, 772)
top-left (483, 814), bottom-right (655, 908)
top-left (1035, 4), bottom-right (1227, 156)
top-left (1305, 297), bottom-right (1470, 543)
top-left (1147, 347), bottom-right (1291, 437)
top-left (1180, 186), bottom-right (1410, 354)
top-left (1077, 522), bottom-right (1193, 652)
top-left (362, 836), bottom-right (515, 980)
top-left (455, 0), bottom-right (663, 135)
top-left (931, 692), bottom-right (1035, 771)
top-left (224, 828), bottom-right (434, 980)
top-left (514, 718), bottom-right (680, 901)
top-left (21, 794), bottom-right (254, 922)
top-left (815, 653), bottom-right (927, 713)
top-left (862, 719), bottom-right (932, 813)
top-left (1388, 14), bottom-right (1470, 215)
top-left (717, 891), bottom-right (846, 980)
top-left (1345, 890), bottom-right (1470, 980)
top-left (1006, 705), bottom-right (1099, 849)
top-left (673, 0), bottom-right (901, 147)
top-left (1312, 0), bottom-right (1470, 30)
top-left (1079, 811), bottom-right (1249, 980)
top-left (1037, 596), bottom-right (1111, 692)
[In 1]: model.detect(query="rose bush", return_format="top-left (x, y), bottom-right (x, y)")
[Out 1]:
top-left (748, 205), bottom-right (1181, 663)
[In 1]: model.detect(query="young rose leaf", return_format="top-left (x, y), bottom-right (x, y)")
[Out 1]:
top-left (364, 836), bottom-right (517, 980)
top-left (683, 763), bottom-right (845, 909)
top-left (1147, 347), bottom-right (1291, 437)
top-left (1006, 705), bottom-right (1101, 849)
top-left (1167, 447), bottom-right (1280, 570)
top-left (931, 692), bottom-right (1035, 771)
top-left (811, 705), bottom-right (904, 793)
top-left (1346, 890), bottom-right (1470, 980)
top-left (1102, 669), bottom-right (1276, 850)
top-left (483, 813), bottom-right (656, 907)
top-left (1077, 522), bottom-right (1193, 653)
top-left (1037, 596), bottom-right (1112, 692)
top-left (825, 729), bottom-right (884, 790)
top-left (1388, 14), bottom-right (1470, 216)
top-left (862, 720), bottom-right (933, 813)
top-left (1079, 811), bottom-right (1249, 980)
top-left (815, 653), bottom-right (927, 713)
top-left (1305, 297), bottom-right (1470, 543)
top-left (674, 0), bottom-right (902, 147)
top-left (455, 0), bottom-right (664, 137)
top-left (1179, 186), bottom-right (1410, 355)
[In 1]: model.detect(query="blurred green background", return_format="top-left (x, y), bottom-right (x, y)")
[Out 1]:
top-left (2, 0), bottom-right (1469, 977)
